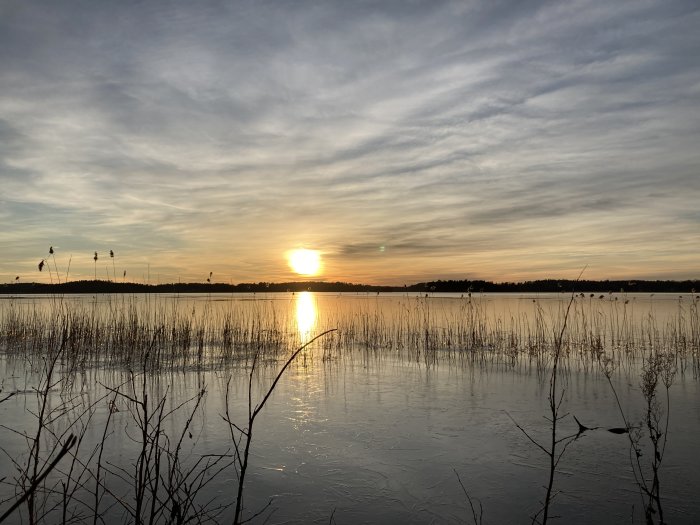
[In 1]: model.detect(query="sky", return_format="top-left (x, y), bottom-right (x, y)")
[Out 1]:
top-left (1, 0), bottom-right (699, 285)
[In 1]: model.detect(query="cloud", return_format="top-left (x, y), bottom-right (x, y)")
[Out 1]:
top-left (1, 0), bottom-right (699, 283)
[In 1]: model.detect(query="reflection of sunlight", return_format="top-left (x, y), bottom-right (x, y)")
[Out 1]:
top-left (296, 291), bottom-right (317, 342)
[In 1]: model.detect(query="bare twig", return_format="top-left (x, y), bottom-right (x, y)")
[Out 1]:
top-left (0, 435), bottom-right (77, 523)
top-left (454, 469), bottom-right (483, 525)
top-left (228, 329), bottom-right (337, 525)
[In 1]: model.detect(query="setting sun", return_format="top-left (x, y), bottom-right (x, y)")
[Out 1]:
top-left (287, 249), bottom-right (321, 276)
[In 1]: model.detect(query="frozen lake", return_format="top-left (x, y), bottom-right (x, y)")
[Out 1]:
top-left (0, 292), bottom-right (698, 523)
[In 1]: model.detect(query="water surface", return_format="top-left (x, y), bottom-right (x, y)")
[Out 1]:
top-left (0, 292), bottom-right (698, 523)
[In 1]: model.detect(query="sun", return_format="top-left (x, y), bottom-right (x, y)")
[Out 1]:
top-left (287, 249), bottom-right (322, 276)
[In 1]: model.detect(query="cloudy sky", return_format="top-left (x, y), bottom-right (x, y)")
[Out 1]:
top-left (1, 0), bottom-right (699, 285)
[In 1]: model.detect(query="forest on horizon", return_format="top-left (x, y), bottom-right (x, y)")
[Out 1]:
top-left (2, 279), bottom-right (698, 295)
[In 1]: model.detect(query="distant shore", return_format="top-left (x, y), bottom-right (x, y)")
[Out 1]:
top-left (1, 279), bottom-right (698, 295)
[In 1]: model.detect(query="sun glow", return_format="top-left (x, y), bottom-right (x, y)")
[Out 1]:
top-left (287, 249), bottom-right (322, 276)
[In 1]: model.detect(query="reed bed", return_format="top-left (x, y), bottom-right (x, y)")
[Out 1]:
top-left (312, 293), bottom-right (700, 380)
top-left (0, 295), bottom-right (289, 373)
top-left (1, 293), bottom-right (698, 379)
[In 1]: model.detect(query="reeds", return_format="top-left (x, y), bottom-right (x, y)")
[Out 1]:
top-left (0, 293), bottom-right (698, 376)
top-left (0, 295), bottom-right (290, 372)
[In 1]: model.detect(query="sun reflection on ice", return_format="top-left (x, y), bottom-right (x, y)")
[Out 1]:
top-left (295, 291), bottom-right (317, 343)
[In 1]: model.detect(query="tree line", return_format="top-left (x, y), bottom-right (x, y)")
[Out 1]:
top-left (1, 278), bottom-right (698, 294)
